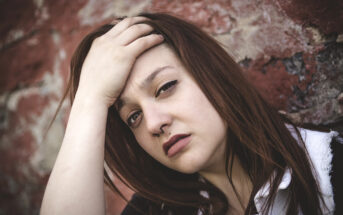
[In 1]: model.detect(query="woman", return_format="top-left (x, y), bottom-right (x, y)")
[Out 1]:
top-left (41, 13), bottom-right (341, 215)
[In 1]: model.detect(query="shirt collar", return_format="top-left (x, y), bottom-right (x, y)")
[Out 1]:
top-left (254, 168), bottom-right (292, 201)
top-left (253, 127), bottom-right (337, 214)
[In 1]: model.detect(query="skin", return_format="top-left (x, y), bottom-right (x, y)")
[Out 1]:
top-left (118, 44), bottom-right (252, 214)
top-left (118, 44), bottom-right (228, 174)
top-left (41, 17), bottom-right (165, 215)
top-left (41, 17), bottom-right (251, 215)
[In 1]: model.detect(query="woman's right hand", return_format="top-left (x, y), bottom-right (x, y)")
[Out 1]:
top-left (41, 17), bottom-right (163, 215)
top-left (76, 17), bottom-right (164, 107)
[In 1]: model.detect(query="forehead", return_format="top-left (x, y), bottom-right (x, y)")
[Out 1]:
top-left (129, 44), bottom-right (181, 81)
top-left (117, 44), bottom-right (183, 108)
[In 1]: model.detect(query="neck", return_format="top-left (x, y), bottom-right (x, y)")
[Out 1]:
top-left (199, 156), bottom-right (252, 214)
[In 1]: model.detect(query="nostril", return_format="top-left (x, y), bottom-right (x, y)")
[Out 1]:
top-left (160, 124), bottom-right (168, 134)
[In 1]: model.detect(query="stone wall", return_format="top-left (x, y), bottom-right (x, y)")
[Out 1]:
top-left (0, 0), bottom-right (342, 214)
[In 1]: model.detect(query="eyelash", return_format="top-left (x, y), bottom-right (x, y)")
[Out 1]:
top-left (127, 80), bottom-right (178, 127)
top-left (127, 111), bottom-right (142, 127)
top-left (155, 80), bottom-right (177, 97)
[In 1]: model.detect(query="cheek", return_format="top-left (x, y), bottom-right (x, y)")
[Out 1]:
top-left (133, 129), bottom-right (148, 148)
top-left (182, 83), bottom-right (227, 140)
top-left (133, 129), bottom-right (160, 157)
top-left (181, 82), bottom-right (224, 123)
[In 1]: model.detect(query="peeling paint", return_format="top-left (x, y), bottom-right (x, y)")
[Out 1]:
top-left (283, 52), bottom-right (307, 81)
top-left (78, 0), bottom-right (113, 26)
top-left (29, 99), bottom-right (67, 176)
top-left (29, 47), bottom-right (68, 175)
top-left (207, 3), bottom-right (230, 16)
top-left (26, 37), bottom-right (39, 46)
top-left (6, 88), bottom-right (40, 112)
top-left (214, 1), bottom-right (314, 62)
top-left (78, 0), bottom-right (151, 26)
top-left (215, 15), bottom-right (262, 61)
top-left (1, 0), bottom-right (342, 214)
top-left (306, 26), bottom-right (326, 45)
top-left (51, 30), bottom-right (61, 45)
top-left (33, 0), bottom-right (44, 9)
top-left (36, 6), bottom-right (50, 24)
top-left (111, 0), bottom-right (151, 17)
top-left (1, 29), bottom-right (25, 49)
top-left (336, 34), bottom-right (343, 43)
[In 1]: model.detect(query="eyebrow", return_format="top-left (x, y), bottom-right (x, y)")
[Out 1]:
top-left (140, 65), bottom-right (173, 89)
top-left (115, 65), bottom-right (173, 112)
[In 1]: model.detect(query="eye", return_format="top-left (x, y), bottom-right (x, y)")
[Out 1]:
top-left (155, 80), bottom-right (177, 97)
top-left (127, 111), bottom-right (142, 127)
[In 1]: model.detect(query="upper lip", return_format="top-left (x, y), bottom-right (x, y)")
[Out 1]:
top-left (163, 134), bottom-right (191, 155)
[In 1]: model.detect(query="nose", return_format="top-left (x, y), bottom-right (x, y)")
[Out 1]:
top-left (143, 104), bottom-right (172, 137)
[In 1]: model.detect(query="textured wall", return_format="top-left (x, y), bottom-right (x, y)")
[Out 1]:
top-left (0, 0), bottom-right (342, 214)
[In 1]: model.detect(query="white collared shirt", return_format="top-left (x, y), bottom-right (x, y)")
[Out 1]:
top-left (197, 128), bottom-right (338, 215)
top-left (253, 128), bottom-right (338, 215)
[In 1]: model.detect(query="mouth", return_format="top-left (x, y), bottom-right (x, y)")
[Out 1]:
top-left (163, 134), bottom-right (191, 157)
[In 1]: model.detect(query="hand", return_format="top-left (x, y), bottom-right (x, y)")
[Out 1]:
top-left (76, 17), bottom-right (164, 107)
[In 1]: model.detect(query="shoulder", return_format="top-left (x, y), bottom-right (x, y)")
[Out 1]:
top-left (292, 127), bottom-right (342, 214)
top-left (299, 129), bottom-right (337, 179)
top-left (287, 126), bottom-right (338, 178)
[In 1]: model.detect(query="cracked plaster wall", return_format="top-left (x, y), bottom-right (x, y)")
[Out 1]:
top-left (0, 0), bottom-right (342, 214)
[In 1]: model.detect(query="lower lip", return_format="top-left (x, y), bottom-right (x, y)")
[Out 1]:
top-left (167, 135), bottom-right (192, 158)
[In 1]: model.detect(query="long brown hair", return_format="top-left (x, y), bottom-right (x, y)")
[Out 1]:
top-left (57, 12), bottom-right (325, 214)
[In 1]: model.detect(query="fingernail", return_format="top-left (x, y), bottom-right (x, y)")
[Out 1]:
top-left (111, 19), bottom-right (120, 25)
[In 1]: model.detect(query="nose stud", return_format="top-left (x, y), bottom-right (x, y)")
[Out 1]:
top-left (153, 124), bottom-right (167, 137)
top-left (160, 126), bottom-right (165, 134)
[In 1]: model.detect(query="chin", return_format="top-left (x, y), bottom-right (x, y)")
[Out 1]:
top-left (171, 156), bottom-right (206, 174)
top-left (176, 167), bottom-right (199, 174)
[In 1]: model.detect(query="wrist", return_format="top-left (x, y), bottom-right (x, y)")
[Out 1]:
top-left (74, 89), bottom-right (114, 109)
top-left (72, 92), bottom-right (109, 113)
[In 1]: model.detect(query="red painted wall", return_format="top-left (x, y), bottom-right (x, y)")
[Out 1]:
top-left (0, 0), bottom-right (342, 214)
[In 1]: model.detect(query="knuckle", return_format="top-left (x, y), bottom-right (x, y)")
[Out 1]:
top-left (93, 35), bottom-right (106, 44)
top-left (152, 34), bottom-right (161, 39)
top-left (147, 34), bottom-right (160, 43)
top-left (138, 38), bottom-right (149, 47)
top-left (130, 24), bottom-right (141, 32)
top-left (91, 38), bottom-right (102, 47)
top-left (131, 24), bottom-right (148, 32)
top-left (143, 24), bottom-right (153, 32)
top-left (113, 47), bottom-right (130, 61)
top-left (124, 17), bottom-right (135, 26)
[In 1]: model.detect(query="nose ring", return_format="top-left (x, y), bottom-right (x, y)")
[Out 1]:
top-left (160, 123), bottom-right (169, 135)
top-left (160, 126), bottom-right (165, 134)
top-left (152, 126), bottom-right (165, 137)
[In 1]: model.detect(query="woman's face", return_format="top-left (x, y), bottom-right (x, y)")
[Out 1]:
top-left (118, 44), bottom-right (228, 174)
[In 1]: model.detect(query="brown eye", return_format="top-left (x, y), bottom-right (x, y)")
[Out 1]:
top-left (127, 111), bottom-right (142, 127)
top-left (155, 80), bottom-right (177, 97)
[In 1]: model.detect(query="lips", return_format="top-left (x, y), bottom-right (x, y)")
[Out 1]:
top-left (163, 134), bottom-right (191, 157)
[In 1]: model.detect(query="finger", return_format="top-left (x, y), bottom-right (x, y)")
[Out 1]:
top-left (110, 16), bottom-right (127, 25)
top-left (110, 19), bottom-right (121, 25)
top-left (106, 16), bottom-right (150, 38)
top-left (126, 34), bottom-right (164, 58)
top-left (117, 24), bottom-right (154, 45)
